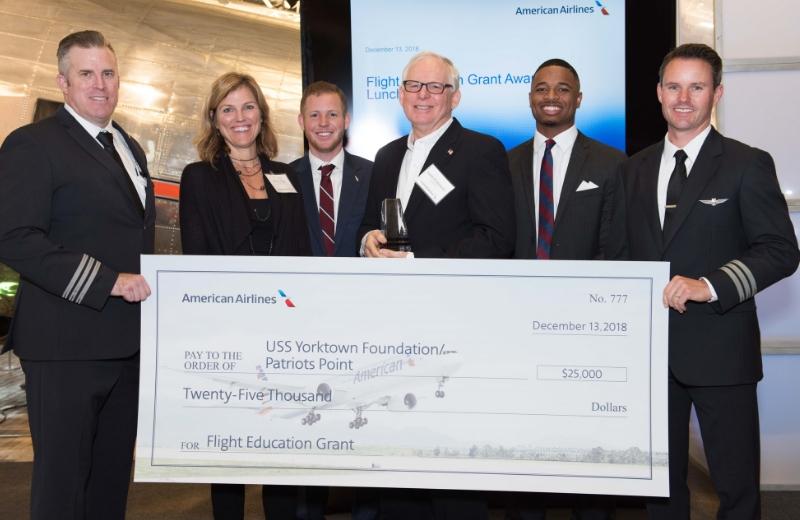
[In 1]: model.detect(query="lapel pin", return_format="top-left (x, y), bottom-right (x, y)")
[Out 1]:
top-left (447, 149), bottom-right (454, 155)
top-left (355, 175), bottom-right (359, 182)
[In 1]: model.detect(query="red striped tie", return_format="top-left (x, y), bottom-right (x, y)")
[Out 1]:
top-left (319, 164), bottom-right (336, 256)
top-left (536, 139), bottom-right (556, 259)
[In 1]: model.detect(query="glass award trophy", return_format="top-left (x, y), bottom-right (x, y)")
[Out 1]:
top-left (380, 198), bottom-right (412, 252)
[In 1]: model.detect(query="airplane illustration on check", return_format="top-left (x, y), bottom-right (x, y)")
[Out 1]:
top-left (183, 351), bottom-right (461, 429)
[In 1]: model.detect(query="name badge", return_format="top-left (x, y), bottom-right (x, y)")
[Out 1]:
top-left (265, 174), bottom-right (297, 194)
top-left (415, 164), bottom-right (454, 205)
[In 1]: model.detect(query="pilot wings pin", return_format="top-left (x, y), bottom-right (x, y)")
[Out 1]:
top-left (699, 198), bottom-right (728, 207)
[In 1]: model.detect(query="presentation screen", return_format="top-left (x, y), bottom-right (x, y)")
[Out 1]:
top-left (348, 0), bottom-right (625, 160)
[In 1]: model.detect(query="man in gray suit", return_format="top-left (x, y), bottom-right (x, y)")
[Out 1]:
top-left (508, 59), bottom-right (625, 262)
top-left (506, 59), bottom-right (625, 519)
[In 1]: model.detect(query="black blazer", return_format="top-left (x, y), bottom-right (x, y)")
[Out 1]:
top-left (618, 127), bottom-right (799, 385)
top-left (358, 118), bottom-right (515, 258)
top-left (179, 154), bottom-right (311, 257)
top-left (0, 107), bottom-right (155, 360)
top-left (508, 132), bottom-right (626, 260)
top-left (291, 152), bottom-right (373, 257)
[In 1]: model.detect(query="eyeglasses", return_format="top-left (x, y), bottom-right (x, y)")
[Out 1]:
top-left (401, 80), bottom-right (454, 94)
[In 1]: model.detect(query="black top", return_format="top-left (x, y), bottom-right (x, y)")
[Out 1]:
top-left (179, 154), bottom-right (311, 257)
top-left (236, 198), bottom-right (274, 255)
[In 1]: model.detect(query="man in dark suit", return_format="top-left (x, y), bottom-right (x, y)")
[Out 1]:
top-left (0, 30), bottom-right (154, 520)
top-left (616, 43), bottom-right (799, 519)
top-left (506, 59), bottom-right (625, 520)
top-left (508, 59), bottom-right (625, 263)
top-left (359, 51), bottom-right (515, 261)
top-left (357, 51), bottom-right (515, 520)
top-left (290, 81), bottom-right (373, 518)
top-left (292, 81), bottom-right (373, 259)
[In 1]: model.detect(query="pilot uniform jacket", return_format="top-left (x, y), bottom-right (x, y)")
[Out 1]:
top-left (508, 132), bottom-right (626, 260)
top-left (179, 154), bottom-right (311, 257)
top-left (0, 107), bottom-right (155, 361)
top-left (358, 118), bottom-right (515, 258)
top-left (291, 152), bottom-right (373, 257)
top-left (618, 127), bottom-right (799, 386)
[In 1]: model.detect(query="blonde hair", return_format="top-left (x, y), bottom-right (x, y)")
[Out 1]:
top-left (195, 72), bottom-right (278, 163)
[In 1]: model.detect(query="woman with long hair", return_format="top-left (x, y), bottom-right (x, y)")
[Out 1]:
top-left (179, 71), bottom-right (311, 519)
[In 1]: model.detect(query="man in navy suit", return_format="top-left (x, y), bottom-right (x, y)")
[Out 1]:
top-left (508, 59), bottom-right (625, 263)
top-left (617, 43), bottom-right (799, 519)
top-left (290, 81), bottom-right (373, 519)
top-left (506, 59), bottom-right (625, 520)
top-left (292, 81), bottom-right (373, 258)
top-left (0, 30), bottom-right (154, 520)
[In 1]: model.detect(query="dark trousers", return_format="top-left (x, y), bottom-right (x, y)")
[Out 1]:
top-left (376, 488), bottom-right (488, 520)
top-left (211, 484), bottom-right (328, 519)
top-left (22, 355), bottom-right (140, 520)
top-left (376, 488), bottom-right (433, 520)
top-left (647, 376), bottom-right (760, 520)
top-left (431, 489), bottom-right (488, 520)
top-left (505, 492), bottom-right (614, 519)
top-left (352, 486), bottom-right (380, 520)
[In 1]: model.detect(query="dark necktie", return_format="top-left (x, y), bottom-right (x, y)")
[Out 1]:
top-left (664, 149), bottom-right (688, 232)
top-left (536, 138), bottom-right (557, 259)
top-left (318, 164), bottom-right (336, 256)
top-left (97, 131), bottom-right (143, 211)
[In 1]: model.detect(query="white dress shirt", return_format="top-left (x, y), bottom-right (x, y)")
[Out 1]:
top-left (396, 118), bottom-right (454, 212)
top-left (64, 103), bottom-right (146, 205)
top-left (657, 124), bottom-right (717, 300)
top-left (358, 119), bottom-right (454, 257)
top-left (657, 124), bottom-right (712, 228)
top-left (531, 125), bottom-right (578, 221)
top-left (308, 148), bottom-right (345, 227)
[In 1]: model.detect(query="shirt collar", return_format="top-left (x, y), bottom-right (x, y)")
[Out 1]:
top-left (533, 125), bottom-right (578, 151)
top-left (64, 102), bottom-right (115, 141)
top-left (309, 148), bottom-right (345, 175)
top-left (662, 125), bottom-right (712, 168)
top-left (407, 117), bottom-right (454, 151)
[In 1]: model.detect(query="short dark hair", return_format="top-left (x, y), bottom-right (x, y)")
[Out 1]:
top-left (56, 30), bottom-right (115, 75)
top-left (533, 58), bottom-right (580, 89)
top-left (659, 43), bottom-right (723, 87)
top-left (300, 81), bottom-right (348, 114)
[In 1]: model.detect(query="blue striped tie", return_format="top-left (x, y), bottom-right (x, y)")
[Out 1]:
top-left (536, 138), bottom-right (556, 259)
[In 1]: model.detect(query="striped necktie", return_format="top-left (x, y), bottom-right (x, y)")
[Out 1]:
top-left (319, 164), bottom-right (336, 256)
top-left (536, 138), bottom-right (557, 259)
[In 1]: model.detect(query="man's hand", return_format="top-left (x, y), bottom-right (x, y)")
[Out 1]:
top-left (363, 230), bottom-right (410, 258)
top-left (111, 273), bottom-right (151, 302)
top-left (662, 275), bottom-right (711, 313)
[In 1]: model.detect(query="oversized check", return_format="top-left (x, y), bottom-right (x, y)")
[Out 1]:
top-left (135, 256), bottom-right (669, 496)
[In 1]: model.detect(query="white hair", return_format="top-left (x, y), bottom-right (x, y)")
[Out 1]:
top-left (402, 51), bottom-right (460, 92)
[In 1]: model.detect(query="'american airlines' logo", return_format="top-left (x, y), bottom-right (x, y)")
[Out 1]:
top-left (278, 289), bottom-right (295, 308)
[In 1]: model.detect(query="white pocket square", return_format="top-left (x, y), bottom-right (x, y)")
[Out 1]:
top-left (576, 180), bottom-right (599, 192)
top-left (699, 198), bottom-right (728, 206)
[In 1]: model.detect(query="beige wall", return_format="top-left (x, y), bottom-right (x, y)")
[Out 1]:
top-left (0, 0), bottom-right (303, 180)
